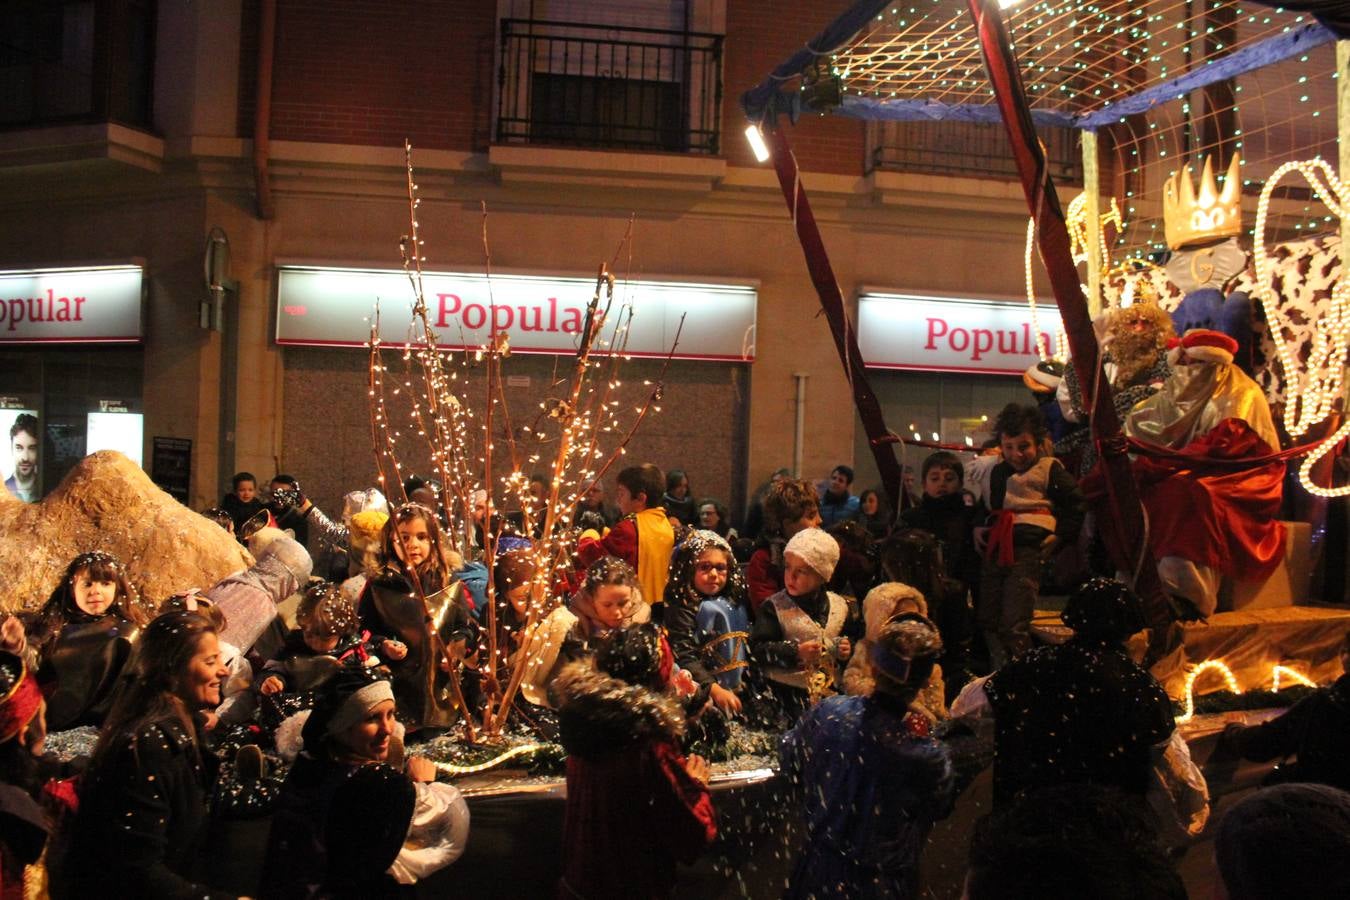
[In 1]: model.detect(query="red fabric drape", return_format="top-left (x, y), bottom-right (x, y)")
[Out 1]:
top-left (1087, 419), bottom-right (1287, 579)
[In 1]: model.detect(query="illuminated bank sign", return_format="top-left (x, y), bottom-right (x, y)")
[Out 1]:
top-left (857, 291), bottom-right (1065, 375)
top-left (0, 266), bottom-right (144, 344)
top-left (275, 265), bottom-right (758, 362)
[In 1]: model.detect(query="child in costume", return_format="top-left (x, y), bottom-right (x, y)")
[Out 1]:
top-left (663, 530), bottom-right (750, 716)
top-left (259, 582), bottom-right (404, 700)
top-left (780, 616), bottom-right (956, 899)
top-left (554, 625), bottom-right (717, 899)
top-left (843, 583), bottom-right (946, 723)
top-left (3, 551), bottom-right (147, 732)
top-left (516, 556), bottom-right (650, 708)
top-left (975, 404), bottom-right (1084, 669)
top-left (574, 464), bottom-right (675, 621)
top-left (358, 503), bottom-right (476, 729)
top-left (750, 528), bottom-right (862, 721)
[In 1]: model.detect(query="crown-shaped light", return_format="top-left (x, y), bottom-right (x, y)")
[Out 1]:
top-left (1162, 154), bottom-right (1243, 250)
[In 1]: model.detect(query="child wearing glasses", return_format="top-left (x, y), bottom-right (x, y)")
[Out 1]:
top-left (663, 531), bottom-right (751, 716)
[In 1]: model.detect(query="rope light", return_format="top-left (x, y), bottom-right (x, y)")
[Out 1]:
top-left (1177, 661), bottom-right (1327, 723)
top-left (1271, 664), bottom-right (1317, 693)
top-left (1177, 659), bottom-right (1241, 723)
top-left (1250, 157), bottom-right (1349, 497)
top-left (1024, 191), bottom-right (1122, 359)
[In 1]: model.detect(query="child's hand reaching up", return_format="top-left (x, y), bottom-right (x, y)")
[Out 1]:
top-left (685, 754), bottom-right (710, 786)
top-left (259, 676), bottom-right (285, 695)
top-left (381, 639), bottom-right (408, 661)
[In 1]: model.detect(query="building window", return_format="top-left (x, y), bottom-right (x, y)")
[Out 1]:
top-left (0, 0), bottom-right (154, 129)
top-left (496, 15), bottom-right (723, 154)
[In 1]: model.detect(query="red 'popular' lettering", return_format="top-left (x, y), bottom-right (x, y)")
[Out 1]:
top-left (0, 290), bottom-right (86, 331)
top-left (434, 291), bottom-right (585, 337)
top-left (924, 318), bottom-right (947, 348)
top-left (918, 315), bottom-right (1053, 363)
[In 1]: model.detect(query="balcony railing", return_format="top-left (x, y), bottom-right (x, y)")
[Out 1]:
top-left (866, 120), bottom-right (1082, 183)
top-left (496, 18), bottom-right (723, 155)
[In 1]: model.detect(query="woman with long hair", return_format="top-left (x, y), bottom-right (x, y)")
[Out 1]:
top-left (50, 610), bottom-right (233, 899)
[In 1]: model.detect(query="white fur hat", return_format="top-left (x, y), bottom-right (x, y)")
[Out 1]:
top-left (784, 527), bottom-right (839, 582)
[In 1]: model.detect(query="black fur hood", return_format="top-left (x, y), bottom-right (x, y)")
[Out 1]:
top-left (553, 660), bottom-right (686, 759)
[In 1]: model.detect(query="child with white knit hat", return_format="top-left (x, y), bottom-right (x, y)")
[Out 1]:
top-left (748, 527), bottom-right (861, 721)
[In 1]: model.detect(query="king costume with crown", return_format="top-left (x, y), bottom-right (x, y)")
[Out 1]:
top-left (1125, 328), bottom-right (1285, 618)
top-left (1163, 154), bottom-right (1256, 373)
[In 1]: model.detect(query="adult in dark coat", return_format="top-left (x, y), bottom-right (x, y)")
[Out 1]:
top-left (554, 626), bottom-right (717, 899)
top-left (51, 611), bottom-right (232, 900)
top-left (954, 578), bottom-right (1174, 806)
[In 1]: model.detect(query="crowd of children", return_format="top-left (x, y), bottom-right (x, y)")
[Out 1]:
top-left (1, 419), bottom-right (1347, 899)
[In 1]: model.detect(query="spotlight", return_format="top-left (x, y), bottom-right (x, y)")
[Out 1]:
top-left (744, 123), bottom-right (771, 163)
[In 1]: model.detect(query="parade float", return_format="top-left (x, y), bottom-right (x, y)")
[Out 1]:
top-left (740, 0), bottom-right (1348, 713)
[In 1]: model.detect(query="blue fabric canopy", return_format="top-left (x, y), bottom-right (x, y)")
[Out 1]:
top-left (741, 0), bottom-right (1338, 133)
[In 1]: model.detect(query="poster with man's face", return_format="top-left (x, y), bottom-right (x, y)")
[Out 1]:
top-left (3, 410), bottom-right (39, 503)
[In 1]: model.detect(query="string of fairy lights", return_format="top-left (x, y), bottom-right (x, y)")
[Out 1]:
top-left (367, 145), bottom-right (677, 735)
top-left (829, 2), bottom-right (1318, 111)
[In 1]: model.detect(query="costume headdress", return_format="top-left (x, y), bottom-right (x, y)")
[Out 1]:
top-left (1181, 329), bottom-right (1239, 366)
top-left (1163, 154), bottom-right (1243, 250)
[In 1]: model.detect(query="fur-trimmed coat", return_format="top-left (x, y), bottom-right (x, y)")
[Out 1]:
top-left (554, 662), bottom-right (717, 899)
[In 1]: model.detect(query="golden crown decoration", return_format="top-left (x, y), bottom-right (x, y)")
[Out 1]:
top-left (1162, 153), bottom-right (1244, 250)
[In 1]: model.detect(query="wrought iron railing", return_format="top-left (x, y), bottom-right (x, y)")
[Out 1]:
top-left (496, 18), bottom-right (723, 155)
top-left (866, 120), bottom-right (1082, 183)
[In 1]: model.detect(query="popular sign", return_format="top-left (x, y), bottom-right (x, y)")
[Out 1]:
top-left (857, 292), bottom-right (1065, 375)
top-left (0, 266), bottom-right (144, 344)
top-left (275, 265), bottom-right (758, 361)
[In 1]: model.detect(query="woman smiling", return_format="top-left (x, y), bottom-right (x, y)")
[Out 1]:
top-left (51, 610), bottom-right (235, 899)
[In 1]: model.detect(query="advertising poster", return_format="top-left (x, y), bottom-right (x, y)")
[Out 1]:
top-left (1, 406), bottom-right (40, 503)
